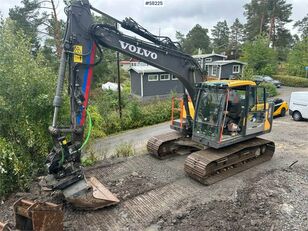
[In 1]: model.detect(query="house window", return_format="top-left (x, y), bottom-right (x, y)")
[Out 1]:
top-left (172, 75), bottom-right (178, 80)
top-left (205, 58), bottom-right (212, 62)
top-left (148, 74), bottom-right (158, 81)
top-left (233, 65), bottom-right (240, 73)
top-left (212, 65), bottom-right (218, 76)
top-left (160, 74), bottom-right (170, 81)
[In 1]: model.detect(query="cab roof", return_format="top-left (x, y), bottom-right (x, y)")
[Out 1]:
top-left (204, 80), bottom-right (256, 88)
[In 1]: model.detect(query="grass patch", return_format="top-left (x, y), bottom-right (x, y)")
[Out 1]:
top-left (115, 142), bottom-right (135, 158)
top-left (81, 149), bottom-right (99, 167)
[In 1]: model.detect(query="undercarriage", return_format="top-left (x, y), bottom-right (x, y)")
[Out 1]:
top-left (148, 132), bottom-right (275, 185)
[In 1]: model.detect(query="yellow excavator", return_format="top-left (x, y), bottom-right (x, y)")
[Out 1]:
top-left (148, 80), bottom-right (274, 185)
top-left (39, 0), bottom-right (275, 210)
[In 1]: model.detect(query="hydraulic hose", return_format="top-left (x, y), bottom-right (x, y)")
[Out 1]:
top-left (79, 108), bottom-right (93, 151)
top-left (59, 108), bottom-right (92, 166)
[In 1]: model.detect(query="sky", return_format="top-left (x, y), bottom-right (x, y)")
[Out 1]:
top-left (1, 0), bottom-right (307, 40)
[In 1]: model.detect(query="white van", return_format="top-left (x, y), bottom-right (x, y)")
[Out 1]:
top-left (289, 92), bottom-right (308, 121)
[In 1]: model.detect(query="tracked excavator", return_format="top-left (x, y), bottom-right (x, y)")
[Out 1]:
top-left (42, 0), bottom-right (275, 210)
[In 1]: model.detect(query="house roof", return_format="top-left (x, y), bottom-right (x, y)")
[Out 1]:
top-left (208, 60), bottom-right (247, 66)
top-left (192, 53), bottom-right (227, 59)
top-left (129, 66), bottom-right (165, 74)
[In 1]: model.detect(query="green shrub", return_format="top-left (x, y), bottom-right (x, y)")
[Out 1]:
top-left (86, 105), bottom-right (106, 138)
top-left (241, 67), bottom-right (254, 80)
top-left (259, 82), bottom-right (278, 97)
top-left (81, 150), bottom-right (98, 167)
top-left (287, 38), bottom-right (308, 77)
top-left (0, 20), bottom-right (56, 196)
top-left (0, 139), bottom-right (33, 196)
top-left (115, 142), bottom-right (134, 157)
top-left (240, 35), bottom-right (278, 76)
top-left (273, 75), bottom-right (308, 87)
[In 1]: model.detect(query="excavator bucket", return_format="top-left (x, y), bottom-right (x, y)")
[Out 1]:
top-left (63, 177), bottom-right (119, 210)
top-left (13, 199), bottom-right (63, 231)
top-left (0, 222), bottom-right (13, 231)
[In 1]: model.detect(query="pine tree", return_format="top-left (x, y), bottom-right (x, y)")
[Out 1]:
top-left (294, 14), bottom-right (308, 39)
top-left (182, 24), bottom-right (211, 54)
top-left (211, 20), bottom-right (229, 53)
top-left (9, 0), bottom-right (46, 52)
top-left (243, 0), bottom-right (292, 48)
top-left (229, 18), bottom-right (244, 59)
top-left (9, 0), bottom-right (64, 58)
top-left (244, 0), bottom-right (269, 41)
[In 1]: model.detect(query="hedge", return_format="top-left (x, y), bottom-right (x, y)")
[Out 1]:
top-left (273, 75), bottom-right (308, 87)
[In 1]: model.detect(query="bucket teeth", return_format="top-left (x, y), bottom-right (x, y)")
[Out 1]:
top-left (63, 177), bottom-right (119, 210)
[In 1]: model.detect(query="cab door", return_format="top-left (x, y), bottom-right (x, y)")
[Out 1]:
top-left (245, 86), bottom-right (267, 136)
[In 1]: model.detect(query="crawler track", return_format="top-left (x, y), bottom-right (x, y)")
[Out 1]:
top-left (185, 138), bottom-right (275, 185)
top-left (147, 131), bottom-right (183, 158)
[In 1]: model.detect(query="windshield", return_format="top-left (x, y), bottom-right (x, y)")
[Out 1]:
top-left (194, 88), bottom-right (226, 140)
top-left (196, 90), bottom-right (225, 125)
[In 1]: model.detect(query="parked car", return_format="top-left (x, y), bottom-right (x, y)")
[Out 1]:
top-left (272, 98), bottom-right (288, 117)
top-left (253, 75), bottom-right (281, 88)
top-left (289, 92), bottom-right (308, 121)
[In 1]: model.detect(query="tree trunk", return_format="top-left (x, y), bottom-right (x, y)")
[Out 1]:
top-left (269, 16), bottom-right (276, 47)
top-left (50, 0), bottom-right (62, 58)
top-left (260, 14), bottom-right (265, 34)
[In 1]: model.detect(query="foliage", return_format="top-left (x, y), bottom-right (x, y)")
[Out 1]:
top-left (241, 35), bottom-right (277, 75)
top-left (273, 75), bottom-right (308, 87)
top-left (9, 0), bottom-right (66, 59)
top-left (81, 149), bottom-right (98, 167)
top-left (244, 0), bottom-right (292, 44)
top-left (211, 20), bottom-right (230, 53)
top-left (90, 88), bottom-right (173, 136)
top-left (294, 13), bottom-right (308, 39)
top-left (0, 20), bottom-right (56, 196)
top-left (244, 0), bottom-right (293, 61)
top-left (287, 38), bottom-right (308, 76)
top-left (0, 139), bottom-right (33, 196)
top-left (259, 82), bottom-right (278, 97)
top-left (229, 18), bottom-right (244, 59)
top-left (241, 67), bottom-right (255, 80)
top-left (86, 105), bottom-right (107, 138)
top-left (181, 24), bottom-right (211, 54)
top-left (115, 143), bottom-right (134, 158)
top-left (244, 0), bottom-right (269, 41)
top-left (9, 0), bottom-right (46, 52)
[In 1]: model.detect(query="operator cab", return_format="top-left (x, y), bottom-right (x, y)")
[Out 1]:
top-left (192, 80), bottom-right (273, 149)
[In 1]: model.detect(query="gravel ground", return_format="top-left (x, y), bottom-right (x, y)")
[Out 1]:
top-left (153, 166), bottom-right (308, 231)
top-left (0, 86), bottom-right (307, 230)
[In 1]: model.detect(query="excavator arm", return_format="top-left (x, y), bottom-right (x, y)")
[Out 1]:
top-left (91, 23), bottom-right (202, 101)
top-left (44, 0), bottom-right (204, 210)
